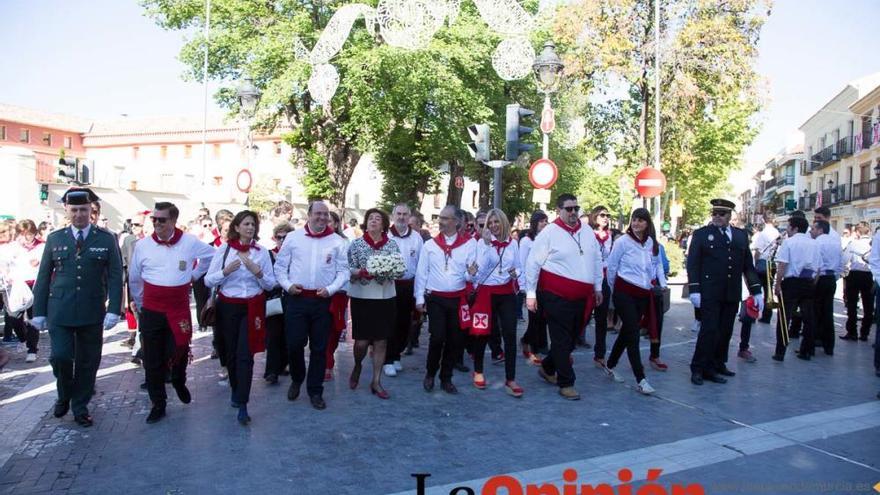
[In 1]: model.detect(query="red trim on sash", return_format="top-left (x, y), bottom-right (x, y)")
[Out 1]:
top-left (429, 289), bottom-right (472, 330)
top-left (152, 228), bottom-right (184, 246)
top-left (553, 217), bottom-right (582, 234)
top-left (613, 277), bottom-right (659, 342)
top-left (304, 224), bottom-right (334, 238)
top-left (219, 292), bottom-right (267, 354)
top-left (537, 269), bottom-right (595, 323)
top-left (143, 281), bottom-right (192, 364)
top-left (470, 280), bottom-right (516, 336)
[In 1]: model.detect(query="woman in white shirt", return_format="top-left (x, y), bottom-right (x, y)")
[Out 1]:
top-left (518, 211), bottom-right (548, 365)
top-left (605, 208), bottom-right (667, 395)
top-left (10, 220), bottom-right (44, 362)
top-left (205, 211), bottom-right (277, 425)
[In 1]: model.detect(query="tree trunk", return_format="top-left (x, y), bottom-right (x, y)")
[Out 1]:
top-left (326, 140), bottom-right (361, 216)
top-left (445, 159), bottom-right (463, 207)
top-left (478, 166), bottom-right (490, 211)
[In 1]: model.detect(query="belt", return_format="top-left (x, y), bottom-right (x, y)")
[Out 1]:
top-left (797, 269), bottom-right (814, 279)
top-left (822, 270), bottom-right (836, 276)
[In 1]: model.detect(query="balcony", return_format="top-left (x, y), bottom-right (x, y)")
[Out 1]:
top-left (852, 178), bottom-right (880, 201)
top-left (799, 192), bottom-right (817, 211)
top-left (777, 176), bottom-right (795, 187)
top-left (836, 136), bottom-right (852, 158)
top-left (764, 176), bottom-right (777, 189)
top-left (809, 145), bottom-right (837, 170)
top-left (822, 185), bottom-right (850, 205)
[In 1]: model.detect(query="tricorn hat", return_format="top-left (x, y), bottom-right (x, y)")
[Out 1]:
top-left (60, 187), bottom-right (100, 205)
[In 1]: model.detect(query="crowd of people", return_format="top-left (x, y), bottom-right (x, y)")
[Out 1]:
top-left (5, 186), bottom-right (879, 429)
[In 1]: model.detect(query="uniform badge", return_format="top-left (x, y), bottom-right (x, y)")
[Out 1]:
top-left (708, 234), bottom-right (714, 241)
top-left (325, 253), bottom-right (332, 264)
top-left (178, 260), bottom-right (187, 271)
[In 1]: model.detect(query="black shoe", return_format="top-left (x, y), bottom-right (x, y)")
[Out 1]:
top-left (717, 367), bottom-right (736, 377)
top-left (53, 400), bottom-right (70, 418)
top-left (771, 354), bottom-right (784, 362)
top-left (74, 414), bottom-right (94, 427)
top-left (423, 376), bottom-right (434, 392)
top-left (210, 349), bottom-right (219, 359)
top-left (309, 395), bottom-right (326, 410)
top-left (265, 373), bottom-right (279, 385)
top-left (173, 384), bottom-right (191, 404)
top-left (703, 374), bottom-right (727, 384)
top-left (690, 373), bottom-right (704, 386)
top-left (795, 351), bottom-right (811, 361)
top-left (859, 335), bottom-right (869, 341)
top-left (146, 406), bottom-right (166, 424)
top-left (454, 362), bottom-right (469, 372)
top-left (237, 406), bottom-right (250, 425)
top-left (287, 382), bottom-right (301, 401)
top-left (130, 356), bottom-right (142, 366)
top-left (840, 334), bottom-right (858, 341)
top-left (164, 373), bottom-right (172, 384)
top-left (440, 381), bottom-right (458, 394)
top-left (824, 349), bottom-right (834, 356)
top-left (404, 346), bottom-right (414, 356)
top-left (231, 400), bottom-right (240, 408)
top-left (139, 382), bottom-right (148, 390)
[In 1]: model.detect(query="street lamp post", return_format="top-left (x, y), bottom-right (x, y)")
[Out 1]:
top-left (236, 77), bottom-right (261, 204)
top-left (531, 41), bottom-right (564, 211)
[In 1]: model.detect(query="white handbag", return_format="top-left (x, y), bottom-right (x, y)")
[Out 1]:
top-left (5, 280), bottom-right (34, 317)
top-left (266, 297), bottom-right (283, 317)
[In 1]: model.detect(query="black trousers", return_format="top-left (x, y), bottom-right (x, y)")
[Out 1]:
top-left (264, 313), bottom-right (287, 377)
top-left (425, 295), bottom-right (465, 382)
top-left (690, 297), bottom-right (738, 376)
top-left (472, 293), bottom-right (518, 381)
top-left (140, 309), bottom-right (188, 406)
top-left (4, 305), bottom-right (38, 353)
top-left (608, 291), bottom-right (647, 382)
top-left (756, 268), bottom-right (774, 322)
top-left (217, 301), bottom-right (254, 405)
top-left (844, 271), bottom-right (873, 339)
top-left (387, 283), bottom-right (414, 364)
top-left (538, 291), bottom-right (585, 388)
top-left (814, 275), bottom-right (837, 352)
top-left (522, 305), bottom-right (548, 352)
top-left (592, 279), bottom-right (611, 360)
top-left (48, 323), bottom-right (102, 416)
top-left (192, 275), bottom-right (210, 329)
top-left (775, 278), bottom-right (816, 357)
top-left (284, 295), bottom-right (331, 397)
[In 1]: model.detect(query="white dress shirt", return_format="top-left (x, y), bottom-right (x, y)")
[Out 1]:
top-left (474, 236), bottom-right (520, 287)
top-left (750, 224), bottom-right (780, 261)
top-left (524, 221), bottom-right (603, 299)
top-left (390, 226), bottom-right (424, 281)
top-left (775, 232), bottom-right (820, 279)
top-left (204, 243), bottom-right (277, 298)
top-left (814, 233), bottom-right (844, 277)
top-left (273, 228), bottom-right (349, 296)
top-left (128, 233), bottom-right (216, 308)
top-left (414, 234), bottom-right (477, 305)
top-left (844, 237), bottom-right (871, 273)
top-left (606, 234), bottom-right (667, 291)
top-left (518, 236), bottom-right (534, 289)
top-left (868, 231), bottom-right (880, 285)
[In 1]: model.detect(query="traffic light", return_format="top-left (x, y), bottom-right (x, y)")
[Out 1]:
top-left (39, 184), bottom-right (49, 201)
top-left (79, 160), bottom-right (91, 185)
top-left (467, 124), bottom-right (491, 163)
top-left (58, 158), bottom-right (77, 183)
top-left (505, 103), bottom-right (535, 162)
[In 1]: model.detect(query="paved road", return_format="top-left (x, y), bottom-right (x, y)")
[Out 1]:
top-left (0, 292), bottom-right (877, 494)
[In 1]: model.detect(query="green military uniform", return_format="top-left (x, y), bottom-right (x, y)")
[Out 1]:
top-left (32, 224), bottom-right (123, 417)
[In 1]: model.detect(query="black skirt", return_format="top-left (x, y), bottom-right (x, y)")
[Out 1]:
top-left (350, 297), bottom-right (396, 341)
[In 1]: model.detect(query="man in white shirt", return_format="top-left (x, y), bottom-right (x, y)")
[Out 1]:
top-left (751, 214), bottom-right (779, 323)
top-left (811, 219), bottom-right (842, 355)
top-left (274, 200), bottom-right (349, 410)
top-left (841, 222), bottom-right (873, 342)
top-left (414, 205), bottom-right (477, 394)
top-left (525, 193), bottom-right (603, 400)
top-left (385, 203), bottom-right (424, 377)
top-left (772, 216), bottom-right (820, 361)
top-left (867, 226), bottom-right (880, 376)
top-left (129, 202), bottom-right (215, 424)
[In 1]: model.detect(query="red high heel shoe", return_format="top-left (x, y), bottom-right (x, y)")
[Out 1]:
top-left (371, 384), bottom-right (390, 399)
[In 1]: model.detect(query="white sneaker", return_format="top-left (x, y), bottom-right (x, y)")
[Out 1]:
top-left (218, 367), bottom-right (228, 380)
top-left (605, 367), bottom-right (625, 383)
top-left (393, 360), bottom-right (403, 372)
top-left (637, 378), bottom-right (655, 395)
top-left (691, 320), bottom-right (701, 333)
top-left (25, 353), bottom-right (36, 363)
top-left (382, 364), bottom-right (397, 377)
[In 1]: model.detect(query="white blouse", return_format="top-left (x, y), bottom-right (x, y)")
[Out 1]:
top-left (205, 243), bottom-right (278, 298)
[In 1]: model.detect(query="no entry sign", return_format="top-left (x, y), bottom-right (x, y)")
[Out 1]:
top-left (635, 167), bottom-right (666, 198)
top-left (529, 158), bottom-right (558, 189)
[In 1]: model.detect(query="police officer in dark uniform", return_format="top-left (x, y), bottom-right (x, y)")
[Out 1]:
top-left (687, 199), bottom-right (763, 385)
top-left (30, 188), bottom-right (123, 427)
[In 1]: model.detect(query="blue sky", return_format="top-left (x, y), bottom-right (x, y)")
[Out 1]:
top-left (2, 0), bottom-right (879, 184)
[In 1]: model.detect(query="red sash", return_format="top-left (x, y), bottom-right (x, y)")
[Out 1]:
top-left (613, 277), bottom-right (659, 342)
top-left (218, 292), bottom-right (267, 355)
top-left (329, 292), bottom-right (349, 332)
top-left (430, 289), bottom-right (471, 330)
top-left (143, 281), bottom-right (192, 364)
top-left (469, 280), bottom-right (516, 336)
top-left (537, 269), bottom-right (595, 324)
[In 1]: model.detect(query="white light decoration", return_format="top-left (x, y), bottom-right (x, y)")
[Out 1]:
top-left (444, 0), bottom-right (461, 26)
top-left (292, 37), bottom-right (309, 60)
top-left (491, 37), bottom-right (535, 81)
top-left (377, 0), bottom-right (447, 50)
top-left (472, 0), bottom-right (534, 36)
top-left (308, 63), bottom-right (340, 105)
top-left (561, 116), bottom-right (586, 149)
top-left (309, 3), bottom-right (375, 64)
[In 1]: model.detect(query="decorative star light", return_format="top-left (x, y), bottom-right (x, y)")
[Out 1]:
top-left (308, 63), bottom-right (340, 105)
top-left (491, 37), bottom-right (535, 80)
top-left (377, 0), bottom-right (448, 50)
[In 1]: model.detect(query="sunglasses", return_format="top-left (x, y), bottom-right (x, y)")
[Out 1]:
top-left (202, 223), bottom-right (213, 228)
top-left (274, 235), bottom-right (287, 241)
top-left (562, 206), bottom-right (580, 213)
top-left (151, 216), bottom-right (170, 224)
top-left (598, 213), bottom-right (610, 218)
top-left (711, 210), bottom-right (729, 217)
top-left (132, 223), bottom-right (142, 227)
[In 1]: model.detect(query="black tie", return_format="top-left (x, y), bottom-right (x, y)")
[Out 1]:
top-left (76, 230), bottom-right (84, 253)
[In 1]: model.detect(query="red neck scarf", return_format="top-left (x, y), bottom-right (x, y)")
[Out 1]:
top-left (390, 225), bottom-right (410, 238)
top-left (434, 232), bottom-right (469, 257)
top-left (229, 239), bottom-right (260, 252)
top-left (490, 238), bottom-right (510, 255)
top-left (305, 224), bottom-right (334, 238)
top-left (153, 228), bottom-right (184, 246)
top-left (595, 229), bottom-right (610, 244)
top-left (20, 238), bottom-right (44, 251)
top-left (553, 217), bottom-right (581, 234)
top-left (363, 232), bottom-right (389, 250)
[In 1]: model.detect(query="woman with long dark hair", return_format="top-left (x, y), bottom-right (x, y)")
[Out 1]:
top-left (604, 208), bottom-right (666, 395)
top-left (205, 210), bottom-right (277, 424)
top-left (588, 205), bottom-right (618, 368)
top-left (519, 210), bottom-right (548, 365)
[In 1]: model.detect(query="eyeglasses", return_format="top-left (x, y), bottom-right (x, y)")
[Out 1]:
top-left (562, 206), bottom-right (580, 213)
top-left (202, 223), bottom-right (213, 228)
top-left (598, 213), bottom-right (610, 218)
top-left (132, 223), bottom-right (142, 227)
top-left (711, 210), bottom-right (729, 217)
top-left (477, 223), bottom-right (485, 229)
top-left (151, 216), bottom-right (170, 224)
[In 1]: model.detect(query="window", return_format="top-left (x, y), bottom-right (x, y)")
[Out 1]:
top-left (274, 141), bottom-right (282, 155)
top-left (212, 143), bottom-right (221, 159)
top-left (433, 194), bottom-right (441, 209)
top-left (19, 129), bottom-right (29, 143)
top-left (63, 136), bottom-right (72, 149)
top-left (0, 126), bottom-right (5, 140)
top-left (42, 132), bottom-right (52, 146)
top-left (184, 144), bottom-right (192, 159)
top-left (132, 146), bottom-right (140, 160)
top-left (160, 145), bottom-right (168, 160)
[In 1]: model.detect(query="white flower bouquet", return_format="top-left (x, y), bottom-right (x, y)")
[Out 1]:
top-left (366, 253), bottom-right (407, 281)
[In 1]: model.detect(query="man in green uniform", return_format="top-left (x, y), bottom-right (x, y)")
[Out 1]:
top-left (30, 188), bottom-right (123, 427)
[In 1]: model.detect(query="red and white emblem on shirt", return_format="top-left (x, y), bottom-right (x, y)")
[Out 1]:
top-left (472, 313), bottom-right (489, 330)
top-left (460, 306), bottom-right (471, 322)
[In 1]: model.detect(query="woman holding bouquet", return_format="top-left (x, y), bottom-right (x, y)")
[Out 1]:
top-left (347, 208), bottom-right (403, 399)
top-left (471, 209), bottom-right (524, 397)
